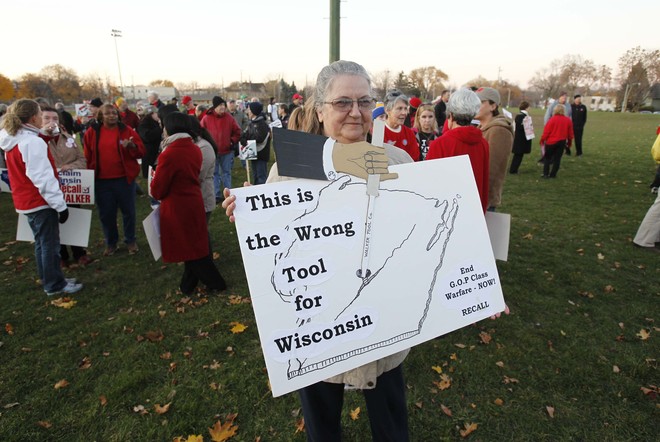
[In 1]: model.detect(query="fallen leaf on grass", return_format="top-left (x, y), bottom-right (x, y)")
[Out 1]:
top-left (604, 285), bottom-right (615, 293)
top-left (613, 365), bottom-right (620, 373)
top-left (433, 374), bottom-right (452, 390)
top-left (349, 407), bottom-right (360, 420)
top-left (454, 343), bottom-right (466, 349)
top-left (440, 404), bottom-right (452, 417)
top-left (431, 365), bottom-right (443, 374)
top-left (503, 376), bottom-right (519, 384)
top-left (133, 404), bottom-right (148, 415)
top-left (450, 353), bottom-right (458, 361)
top-left (640, 385), bottom-right (658, 400)
top-left (209, 414), bottom-right (238, 441)
top-left (54, 379), bottom-right (69, 390)
top-left (479, 331), bottom-right (492, 344)
top-left (3, 402), bottom-right (19, 409)
top-left (546, 405), bottom-right (555, 418)
top-left (597, 253), bottom-right (605, 260)
top-left (495, 361), bottom-right (505, 368)
top-left (294, 417), bottom-right (305, 434)
top-left (36, 421), bottom-right (52, 429)
top-left (99, 395), bottom-right (107, 406)
top-left (229, 322), bottom-right (247, 334)
top-left (5, 323), bottom-right (14, 335)
top-left (145, 330), bottom-right (165, 342)
top-left (522, 233), bottom-right (533, 240)
top-left (78, 357), bottom-right (92, 370)
top-left (459, 422), bottom-right (478, 438)
top-left (636, 329), bottom-right (650, 340)
top-left (618, 322), bottom-right (625, 330)
top-left (213, 252), bottom-right (220, 260)
top-left (154, 402), bottom-right (171, 415)
top-left (174, 435), bottom-right (203, 442)
top-left (208, 360), bottom-right (221, 370)
top-left (50, 297), bottom-right (77, 309)
top-left (578, 290), bottom-right (594, 298)
top-left (415, 402), bottom-right (423, 409)
top-left (160, 352), bottom-right (172, 360)
top-left (494, 398), bottom-right (504, 406)
top-left (158, 310), bottom-right (167, 318)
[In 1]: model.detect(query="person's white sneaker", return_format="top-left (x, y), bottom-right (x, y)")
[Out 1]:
top-left (45, 281), bottom-right (83, 296)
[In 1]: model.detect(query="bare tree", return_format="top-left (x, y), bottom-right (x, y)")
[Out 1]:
top-left (408, 66), bottom-right (448, 101)
top-left (371, 70), bottom-right (392, 99)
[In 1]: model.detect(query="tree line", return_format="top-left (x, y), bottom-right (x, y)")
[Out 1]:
top-left (1, 46), bottom-right (657, 111)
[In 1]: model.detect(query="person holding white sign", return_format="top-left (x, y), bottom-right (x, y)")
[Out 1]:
top-left (223, 61), bottom-right (410, 442)
top-left (0, 99), bottom-right (83, 295)
top-left (40, 106), bottom-right (91, 267)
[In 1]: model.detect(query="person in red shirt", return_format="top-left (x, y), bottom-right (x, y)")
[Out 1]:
top-left (426, 88), bottom-right (490, 212)
top-left (115, 98), bottom-right (140, 129)
top-left (83, 104), bottom-right (145, 255)
top-left (181, 95), bottom-right (196, 115)
top-left (383, 89), bottom-right (419, 161)
top-left (540, 105), bottom-right (573, 178)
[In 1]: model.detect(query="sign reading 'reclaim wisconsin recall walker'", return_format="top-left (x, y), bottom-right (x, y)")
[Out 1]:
top-left (231, 156), bottom-right (506, 397)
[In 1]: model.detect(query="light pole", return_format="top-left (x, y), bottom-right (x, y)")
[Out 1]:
top-left (111, 29), bottom-right (124, 96)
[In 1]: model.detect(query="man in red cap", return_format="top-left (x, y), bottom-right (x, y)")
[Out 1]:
top-left (181, 96), bottom-right (195, 115)
top-left (288, 93), bottom-right (304, 114)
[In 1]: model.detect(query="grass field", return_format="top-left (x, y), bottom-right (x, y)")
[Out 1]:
top-left (0, 110), bottom-right (658, 441)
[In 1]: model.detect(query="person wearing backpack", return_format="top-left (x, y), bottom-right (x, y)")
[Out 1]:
top-left (240, 101), bottom-right (270, 185)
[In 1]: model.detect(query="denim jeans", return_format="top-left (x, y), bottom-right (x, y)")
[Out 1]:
top-left (252, 159), bottom-right (268, 185)
top-left (95, 178), bottom-right (137, 247)
top-left (213, 153), bottom-right (234, 198)
top-left (26, 208), bottom-right (66, 293)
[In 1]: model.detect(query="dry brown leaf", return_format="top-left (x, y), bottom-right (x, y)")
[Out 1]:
top-left (636, 329), bottom-right (650, 340)
top-left (604, 285), bottom-right (615, 293)
top-left (459, 422), bottom-right (478, 438)
top-left (133, 404), bottom-right (148, 415)
top-left (597, 253), bottom-right (605, 260)
top-left (5, 323), bottom-right (14, 335)
top-left (36, 421), bottom-right (52, 429)
top-left (294, 417), bottom-right (305, 434)
top-left (175, 435), bottom-right (203, 442)
top-left (479, 331), bottom-right (492, 344)
top-left (154, 402), bottom-right (171, 415)
top-left (440, 404), bottom-right (452, 417)
top-left (210, 382), bottom-right (220, 390)
top-left (522, 233), bottom-right (533, 240)
top-left (209, 414), bottom-right (238, 441)
top-left (160, 352), bottom-right (172, 360)
top-left (54, 379), bottom-right (69, 390)
top-left (209, 360), bottom-right (221, 370)
top-left (3, 402), bottom-right (19, 409)
top-left (145, 330), bottom-right (165, 342)
top-left (618, 322), bottom-right (625, 330)
top-left (494, 398), bottom-right (504, 406)
top-left (495, 361), bottom-right (505, 368)
top-left (503, 375), bottom-right (519, 384)
top-left (99, 395), bottom-right (108, 406)
top-left (431, 365), bottom-right (443, 374)
top-left (613, 365), bottom-right (620, 373)
top-left (158, 310), bottom-right (167, 318)
top-left (450, 353), bottom-right (458, 360)
top-left (78, 356), bottom-right (92, 370)
top-left (230, 322), bottom-right (248, 334)
top-left (349, 407), bottom-right (361, 420)
top-left (546, 405), bottom-right (555, 418)
top-left (454, 343), bottom-right (466, 349)
top-left (213, 252), bottom-right (220, 260)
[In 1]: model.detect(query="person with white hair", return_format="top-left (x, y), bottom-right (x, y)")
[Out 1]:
top-left (426, 88), bottom-right (490, 212)
top-left (147, 90), bottom-right (164, 109)
top-left (383, 89), bottom-right (419, 161)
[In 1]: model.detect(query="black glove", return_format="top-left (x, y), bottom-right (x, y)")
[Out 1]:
top-left (58, 209), bottom-right (69, 224)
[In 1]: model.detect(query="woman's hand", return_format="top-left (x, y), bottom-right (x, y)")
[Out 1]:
top-left (221, 181), bottom-right (250, 223)
top-left (490, 304), bottom-right (510, 320)
top-left (120, 137), bottom-right (136, 149)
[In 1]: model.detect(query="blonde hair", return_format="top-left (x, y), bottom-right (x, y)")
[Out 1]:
top-left (289, 106), bottom-right (306, 131)
top-left (1, 99), bottom-right (40, 136)
top-left (413, 104), bottom-right (437, 132)
top-left (553, 104), bottom-right (565, 116)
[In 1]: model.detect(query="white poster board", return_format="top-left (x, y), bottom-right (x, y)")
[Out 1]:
top-left (17, 207), bottom-right (92, 247)
top-left (0, 168), bottom-right (9, 192)
top-left (485, 211), bottom-right (511, 261)
top-left (231, 156), bottom-right (506, 397)
top-left (239, 140), bottom-right (257, 161)
top-left (58, 169), bottom-right (94, 204)
top-left (142, 207), bottom-right (162, 261)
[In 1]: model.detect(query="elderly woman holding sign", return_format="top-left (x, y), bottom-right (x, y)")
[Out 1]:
top-left (224, 60), bottom-right (411, 441)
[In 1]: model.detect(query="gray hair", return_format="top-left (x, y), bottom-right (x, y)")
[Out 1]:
top-left (311, 60), bottom-right (372, 111)
top-left (147, 90), bottom-right (158, 98)
top-left (446, 88), bottom-right (481, 126)
top-left (384, 89), bottom-right (409, 112)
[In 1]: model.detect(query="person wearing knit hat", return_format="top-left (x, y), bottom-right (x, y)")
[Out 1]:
top-left (372, 106), bottom-right (386, 121)
top-left (181, 95), bottom-right (195, 115)
top-left (89, 97), bottom-right (103, 119)
top-left (201, 95), bottom-right (242, 201)
top-left (406, 96), bottom-right (422, 128)
top-left (241, 100), bottom-right (270, 185)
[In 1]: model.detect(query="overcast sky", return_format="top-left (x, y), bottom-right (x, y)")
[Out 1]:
top-left (3, 0), bottom-right (658, 91)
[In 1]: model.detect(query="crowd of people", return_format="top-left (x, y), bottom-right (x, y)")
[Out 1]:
top-left (1, 60), bottom-right (658, 440)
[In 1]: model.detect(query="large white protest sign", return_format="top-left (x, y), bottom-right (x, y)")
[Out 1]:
top-left (142, 207), bottom-right (162, 261)
top-left (17, 207), bottom-right (92, 247)
top-left (59, 169), bottom-right (94, 204)
top-left (231, 155), bottom-right (506, 397)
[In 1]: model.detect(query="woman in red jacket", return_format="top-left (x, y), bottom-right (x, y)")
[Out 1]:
top-left (383, 89), bottom-right (419, 161)
top-left (540, 105), bottom-right (573, 179)
top-left (83, 104), bottom-right (145, 256)
top-left (151, 112), bottom-right (227, 294)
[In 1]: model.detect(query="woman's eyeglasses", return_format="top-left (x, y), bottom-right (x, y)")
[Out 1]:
top-left (324, 98), bottom-right (376, 112)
